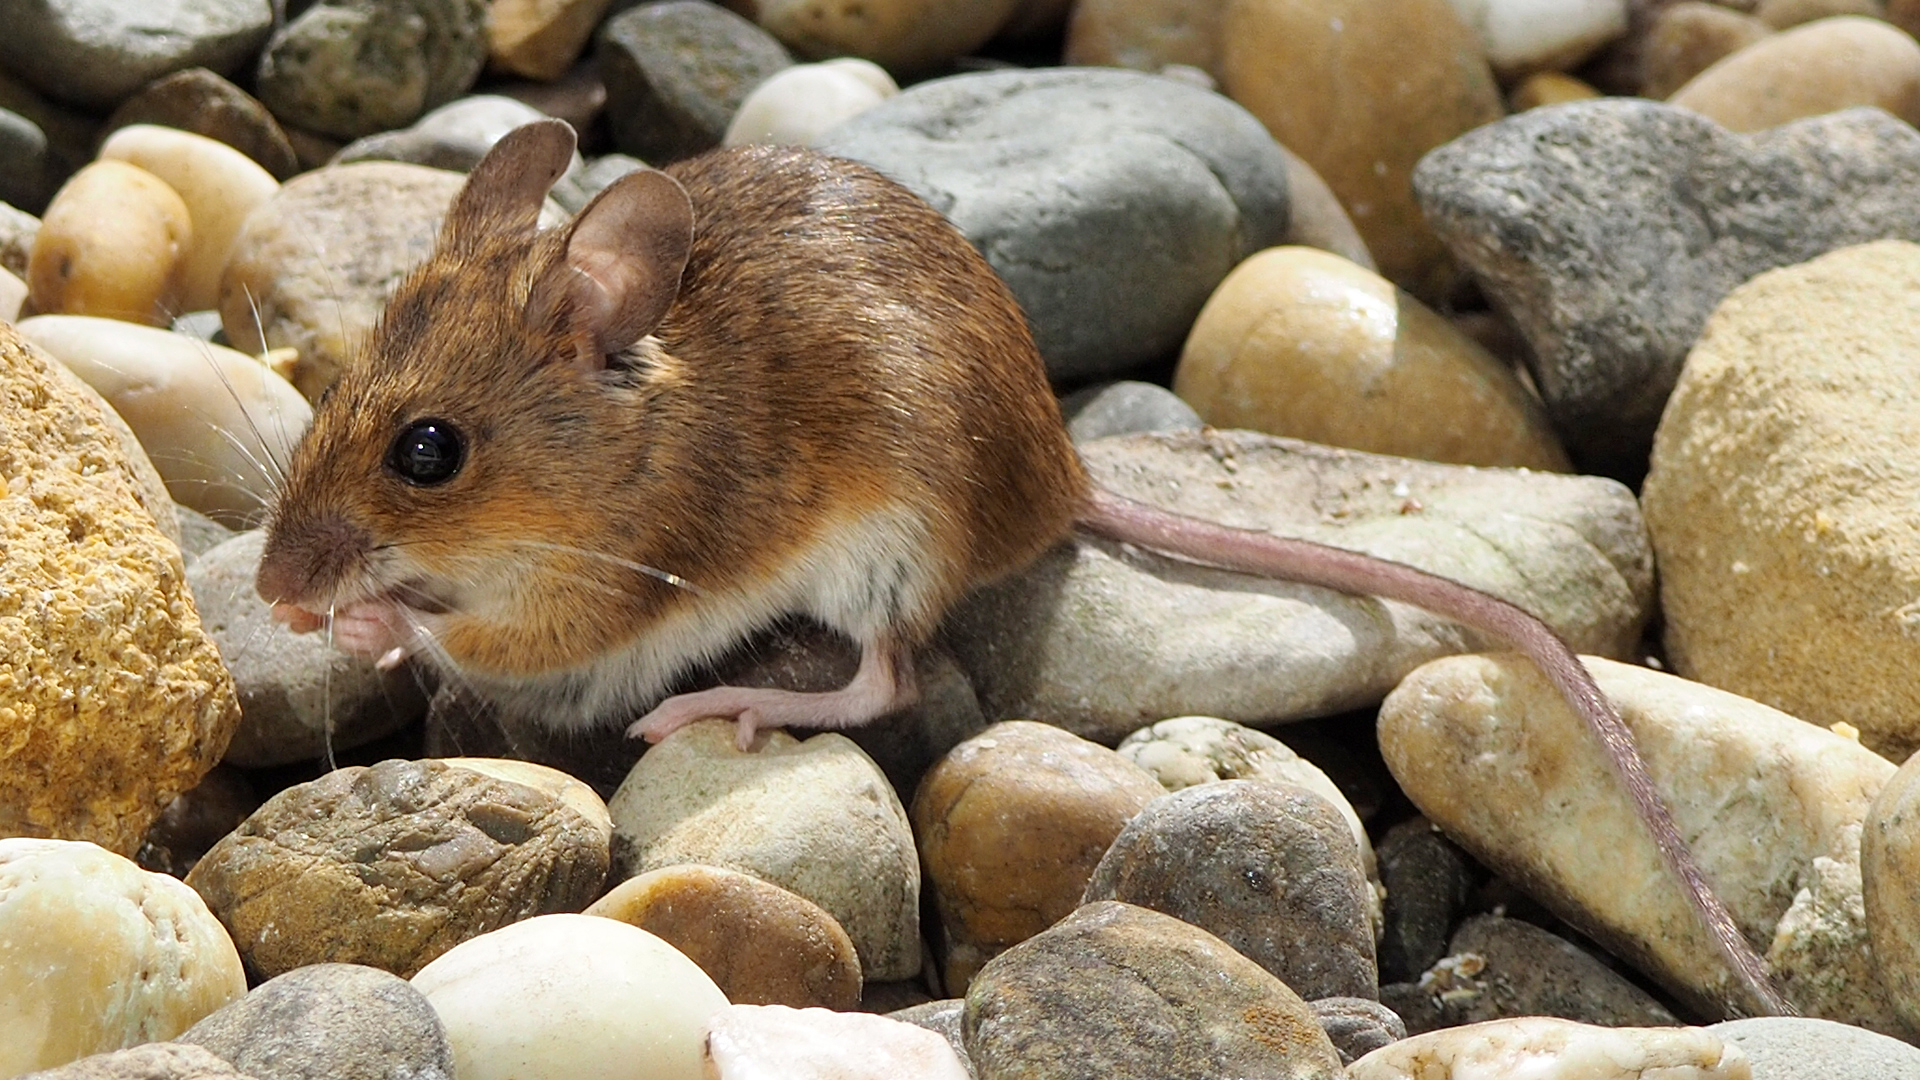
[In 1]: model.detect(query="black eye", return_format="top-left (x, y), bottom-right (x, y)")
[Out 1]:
top-left (387, 419), bottom-right (465, 486)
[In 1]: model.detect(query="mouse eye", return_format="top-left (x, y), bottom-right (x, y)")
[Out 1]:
top-left (387, 419), bottom-right (465, 486)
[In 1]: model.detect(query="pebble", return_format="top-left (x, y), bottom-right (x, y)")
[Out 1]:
top-left (1508, 70), bottom-right (1605, 109)
top-left (0, 198), bottom-right (37, 277)
top-left (1668, 15), bottom-right (1920, 131)
top-left (815, 67), bottom-right (1289, 383)
top-left (1176, 246), bottom-right (1569, 470)
top-left (28, 159), bottom-right (192, 326)
top-left (1643, 240), bottom-right (1920, 761)
top-left (255, 0), bottom-right (488, 140)
top-left (597, 1), bottom-right (793, 163)
top-left (1217, 0), bottom-right (1503, 300)
top-left (16, 1044), bottom-right (248, 1080)
top-left (0, 321), bottom-right (234, 856)
top-left (947, 429), bottom-right (1653, 741)
top-left (1756, 0), bottom-right (1883, 25)
top-left (1058, 380), bottom-right (1202, 443)
top-left (912, 721), bottom-right (1165, 990)
top-left (585, 864), bottom-right (863, 1010)
top-left (138, 766), bottom-right (257, 878)
top-left (486, 0), bottom-right (611, 81)
top-left (1311, 997), bottom-right (1407, 1065)
top-left (1642, 2), bottom-right (1773, 99)
top-left (172, 505), bottom-right (234, 560)
top-left (1277, 146), bottom-right (1378, 271)
top-left (410, 913), bottom-right (729, 1080)
top-left (1392, 914), bottom-right (1678, 1032)
top-left (1374, 817), bottom-right (1479, 984)
top-left (0, 266), bottom-right (26, 322)
top-left (1379, 652), bottom-right (1899, 1024)
top-left (184, 758), bottom-right (611, 979)
top-left (331, 94), bottom-right (590, 207)
top-left (886, 999), bottom-right (970, 1071)
top-left (0, 68), bottom-right (97, 202)
top-left (703, 1005), bottom-right (970, 1079)
top-left (965, 900), bottom-right (1345, 1079)
top-left (1415, 100), bottom-right (1920, 476)
top-left (1062, 0), bottom-right (1226, 75)
top-left (608, 719), bottom-right (922, 981)
top-left (1347, 1017), bottom-right (1747, 1079)
top-left (1446, 0), bottom-right (1629, 77)
top-left (178, 964), bottom-right (454, 1080)
top-left (1083, 780), bottom-right (1379, 1000)
top-left (0, 838), bottom-right (246, 1076)
top-left (187, 529), bottom-right (426, 765)
top-left (103, 68), bottom-right (302, 182)
top-left (16, 315), bottom-right (310, 526)
top-left (742, 0), bottom-right (1018, 73)
top-left (0, 108), bottom-right (51, 212)
top-left (0, 0), bottom-right (273, 112)
top-left (724, 59), bottom-right (896, 148)
top-left (1863, 727), bottom-right (1920, 1033)
top-left (1706, 1016), bottom-right (1920, 1079)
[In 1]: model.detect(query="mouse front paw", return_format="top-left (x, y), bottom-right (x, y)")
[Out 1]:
top-left (326, 599), bottom-right (433, 667)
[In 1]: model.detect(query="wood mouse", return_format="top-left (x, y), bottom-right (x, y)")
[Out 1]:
top-left (253, 119), bottom-right (1787, 1016)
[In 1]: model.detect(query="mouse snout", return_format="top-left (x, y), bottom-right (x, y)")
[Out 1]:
top-left (254, 512), bottom-right (373, 610)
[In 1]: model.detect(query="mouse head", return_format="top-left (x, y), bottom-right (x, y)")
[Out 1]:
top-left (255, 119), bottom-right (696, 675)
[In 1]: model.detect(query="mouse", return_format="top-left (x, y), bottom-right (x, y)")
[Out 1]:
top-left (252, 119), bottom-right (1788, 1016)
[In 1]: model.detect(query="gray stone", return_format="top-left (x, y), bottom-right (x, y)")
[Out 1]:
top-left (946, 429), bottom-right (1654, 742)
top-left (816, 68), bottom-right (1290, 383)
top-left (20, 1044), bottom-right (252, 1080)
top-left (0, 0), bottom-right (272, 112)
top-left (1309, 997), bottom-right (1405, 1066)
top-left (889, 999), bottom-right (973, 1077)
top-left (1375, 817), bottom-right (1479, 985)
top-left (597, 1), bottom-right (793, 163)
top-left (173, 505), bottom-right (234, 561)
top-left (0, 70), bottom-right (101, 200)
top-left (0, 110), bottom-right (49, 212)
top-left (187, 529), bottom-right (427, 768)
top-left (963, 901), bottom-right (1344, 1080)
top-left (180, 964), bottom-right (454, 1080)
top-left (1413, 101), bottom-right (1920, 477)
top-left (1706, 1016), bottom-right (1920, 1079)
top-left (1060, 381), bottom-right (1203, 444)
top-left (105, 68), bottom-right (301, 181)
top-left (0, 200), bottom-right (37, 279)
top-left (1084, 781), bottom-right (1378, 1001)
top-left (561, 153), bottom-right (648, 214)
top-left (256, 0), bottom-right (488, 140)
top-left (139, 765), bottom-right (257, 878)
top-left (332, 95), bottom-right (591, 208)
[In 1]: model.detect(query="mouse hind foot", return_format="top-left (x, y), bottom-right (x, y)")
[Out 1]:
top-left (626, 636), bottom-right (917, 750)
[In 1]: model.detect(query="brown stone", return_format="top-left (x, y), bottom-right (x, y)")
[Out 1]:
top-left (1508, 71), bottom-right (1604, 111)
top-left (487, 0), bottom-right (613, 81)
top-left (912, 721), bottom-right (1165, 991)
top-left (586, 864), bottom-right (862, 1009)
top-left (103, 69), bottom-right (301, 181)
top-left (1062, 0), bottom-right (1229, 77)
top-left (1218, 0), bottom-right (1503, 300)
top-left (1668, 15), bottom-right (1920, 130)
top-left (0, 322), bottom-right (234, 856)
top-left (1642, 3), bottom-right (1773, 99)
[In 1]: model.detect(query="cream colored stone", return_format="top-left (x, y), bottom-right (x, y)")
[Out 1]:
top-left (0, 266), bottom-right (23, 322)
top-left (1863, 745), bottom-right (1920, 1035)
top-left (704, 1005), bottom-right (970, 1079)
top-left (1643, 240), bottom-right (1920, 761)
top-left (412, 914), bottom-right (728, 1080)
top-left (487, 0), bottom-right (614, 81)
top-left (1446, 0), bottom-right (1628, 77)
top-left (724, 60), bottom-right (896, 147)
top-left (441, 756), bottom-right (611, 845)
top-left (1380, 654), bottom-right (1899, 1024)
top-left (1219, 0), bottom-right (1502, 300)
top-left (1175, 246), bottom-right (1568, 470)
top-left (1348, 1017), bottom-right (1749, 1079)
top-left (1063, 0), bottom-right (1229, 76)
top-left (17, 315), bottom-right (310, 527)
top-left (1642, 2), bottom-right (1773, 100)
top-left (0, 839), bottom-right (246, 1077)
top-left (1757, 0), bottom-right (1883, 28)
top-left (737, 0), bottom-right (1019, 73)
top-left (1668, 16), bottom-right (1920, 131)
top-left (98, 125), bottom-right (281, 314)
top-left (1509, 70), bottom-right (1603, 110)
top-left (608, 720), bottom-right (920, 980)
top-left (28, 160), bottom-right (191, 326)
top-left (0, 322), bottom-right (236, 856)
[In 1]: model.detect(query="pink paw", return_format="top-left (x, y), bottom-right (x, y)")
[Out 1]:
top-left (627, 689), bottom-right (763, 750)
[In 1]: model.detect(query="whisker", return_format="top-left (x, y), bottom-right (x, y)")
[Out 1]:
top-left (494, 538), bottom-right (701, 594)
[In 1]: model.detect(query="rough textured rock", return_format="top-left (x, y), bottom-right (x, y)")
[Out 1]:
top-left (104, 68), bottom-right (301, 182)
top-left (1707, 1016), bottom-right (1920, 1079)
top-left (597, 1), bottom-right (792, 163)
top-left (1348, 1017), bottom-right (1747, 1079)
top-left (947, 429), bottom-right (1653, 741)
top-left (888, 1000), bottom-right (971, 1074)
top-left (180, 964), bottom-right (453, 1080)
top-left (1374, 817), bottom-right (1479, 984)
top-left (1380, 653), bottom-right (1899, 1024)
top-left (0, 324), bottom-right (235, 855)
top-left (608, 720), bottom-right (921, 981)
top-left (1393, 914), bottom-right (1678, 1032)
top-left (185, 758), bottom-right (611, 980)
top-left (255, 0), bottom-right (488, 140)
top-left (1414, 101), bottom-right (1920, 476)
top-left (1641, 245), bottom-right (1920, 761)
top-left (1668, 16), bottom-right (1920, 131)
top-left (704, 1005), bottom-right (972, 1079)
top-left (0, 0), bottom-right (273, 112)
top-left (18, 1044), bottom-right (253, 1080)
top-left (815, 67), bottom-right (1289, 382)
top-left (964, 901), bottom-right (1344, 1079)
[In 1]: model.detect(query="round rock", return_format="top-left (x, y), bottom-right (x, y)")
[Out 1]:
top-left (1668, 15), bottom-right (1920, 132)
top-left (184, 758), bottom-right (611, 979)
top-left (815, 67), bottom-right (1289, 383)
top-left (1447, 0), bottom-right (1629, 78)
top-left (179, 964), bottom-right (453, 1080)
top-left (597, 1), bottom-right (793, 163)
top-left (255, 0), bottom-right (488, 140)
top-left (1059, 380), bottom-right (1202, 444)
top-left (1641, 2), bottom-right (1773, 100)
top-left (0, 0), bottom-right (273, 112)
top-left (29, 160), bottom-right (191, 327)
top-left (724, 59), bottom-right (896, 148)
top-left (104, 68), bottom-right (301, 182)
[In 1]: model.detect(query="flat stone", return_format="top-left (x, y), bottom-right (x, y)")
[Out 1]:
top-left (255, 0), bottom-right (488, 140)
top-left (179, 964), bottom-right (453, 1080)
top-left (946, 429), bottom-right (1653, 741)
top-left (0, 0), bottom-right (272, 111)
top-left (1413, 100), bottom-right (1920, 476)
top-left (104, 68), bottom-right (301, 182)
top-left (597, 1), bottom-right (792, 163)
top-left (1348, 1017), bottom-right (1746, 1079)
top-left (1668, 15), bottom-right (1920, 131)
top-left (0, 324), bottom-right (231, 855)
top-left (814, 67), bottom-right (1289, 383)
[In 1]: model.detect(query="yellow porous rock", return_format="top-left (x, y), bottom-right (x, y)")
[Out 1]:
top-left (0, 321), bottom-right (238, 855)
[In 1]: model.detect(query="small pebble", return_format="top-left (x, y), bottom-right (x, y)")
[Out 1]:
top-left (0, 198), bottom-right (37, 277)
top-left (744, 0), bottom-right (1019, 73)
top-left (485, 0), bottom-right (610, 81)
top-left (1446, 0), bottom-right (1629, 77)
top-left (724, 59), bottom-right (896, 147)
top-left (703, 1005), bottom-right (970, 1080)
top-left (1863, 734), bottom-right (1920, 1034)
top-left (1668, 15), bottom-right (1920, 131)
top-left (1310, 997), bottom-right (1407, 1065)
top-left (254, 0), bottom-right (488, 140)
top-left (1347, 1017), bottom-right (1747, 1079)
top-left (103, 68), bottom-right (301, 181)
top-left (1058, 380), bottom-right (1203, 443)
top-left (1374, 817), bottom-right (1479, 984)
top-left (1508, 70), bottom-right (1604, 109)
top-left (1062, 0), bottom-right (1226, 75)
top-left (29, 159), bottom-right (191, 326)
top-left (179, 964), bottom-right (453, 1080)
top-left (597, 1), bottom-right (792, 163)
top-left (1641, 2), bottom-right (1773, 99)
top-left (0, 0), bottom-right (272, 112)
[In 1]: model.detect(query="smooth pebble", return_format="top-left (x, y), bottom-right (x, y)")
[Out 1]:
top-left (1446, 0), bottom-right (1628, 76)
top-left (703, 1005), bottom-right (969, 1080)
top-left (29, 160), bottom-right (191, 326)
top-left (724, 60), bottom-right (896, 147)
top-left (1668, 15), bottom-right (1920, 131)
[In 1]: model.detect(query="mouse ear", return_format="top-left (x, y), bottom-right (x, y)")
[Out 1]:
top-left (441, 119), bottom-right (577, 253)
top-left (529, 168), bottom-right (694, 367)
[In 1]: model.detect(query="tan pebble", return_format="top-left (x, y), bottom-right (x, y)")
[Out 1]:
top-left (911, 720), bottom-right (1165, 992)
top-left (28, 159), bottom-right (191, 326)
top-left (1175, 246), bottom-right (1568, 470)
top-left (98, 125), bottom-right (280, 314)
top-left (1219, 0), bottom-right (1503, 300)
top-left (748, 0), bottom-right (1020, 73)
top-left (1668, 15), bottom-right (1920, 131)
top-left (1642, 2), bottom-right (1773, 99)
top-left (487, 0), bottom-right (613, 81)
top-left (1864, 748), bottom-right (1920, 1035)
top-left (1063, 0), bottom-right (1229, 77)
top-left (1756, 0), bottom-right (1883, 28)
top-left (587, 865), bottom-right (862, 1009)
top-left (1508, 70), bottom-right (1603, 110)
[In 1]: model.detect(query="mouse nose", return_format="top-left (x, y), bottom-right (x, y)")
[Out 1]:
top-left (253, 512), bottom-right (369, 608)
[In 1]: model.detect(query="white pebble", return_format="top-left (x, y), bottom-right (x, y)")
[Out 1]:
top-left (1347, 1017), bottom-right (1749, 1079)
top-left (1445, 0), bottom-right (1628, 76)
top-left (705, 1004), bottom-right (970, 1079)
top-left (726, 60), bottom-right (898, 147)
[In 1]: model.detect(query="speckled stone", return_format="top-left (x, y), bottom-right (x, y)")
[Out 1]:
top-left (104, 68), bottom-right (301, 181)
top-left (0, 0), bottom-right (273, 112)
top-left (255, 0), bottom-right (488, 140)
top-left (179, 964), bottom-right (453, 1080)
